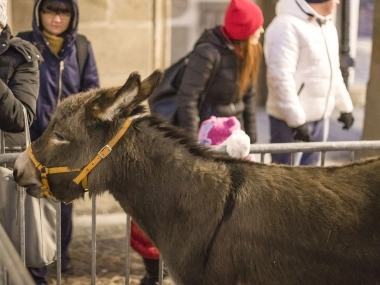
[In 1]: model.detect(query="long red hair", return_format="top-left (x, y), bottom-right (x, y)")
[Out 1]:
top-left (231, 39), bottom-right (262, 99)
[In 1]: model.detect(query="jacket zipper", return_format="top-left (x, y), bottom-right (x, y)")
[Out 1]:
top-left (57, 61), bottom-right (64, 103)
top-left (297, 83), bottom-right (305, 95)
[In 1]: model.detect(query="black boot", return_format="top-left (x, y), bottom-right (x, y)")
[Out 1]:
top-left (139, 257), bottom-right (168, 285)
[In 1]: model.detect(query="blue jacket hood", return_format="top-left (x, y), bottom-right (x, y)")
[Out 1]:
top-left (32, 0), bottom-right (79, 50)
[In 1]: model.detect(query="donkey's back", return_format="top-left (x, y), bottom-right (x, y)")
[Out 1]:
top-left (201, 158), bottom-right (380, 285)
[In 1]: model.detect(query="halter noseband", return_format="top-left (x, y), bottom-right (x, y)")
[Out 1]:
top-left (27, 118), bottom-right (133, 199)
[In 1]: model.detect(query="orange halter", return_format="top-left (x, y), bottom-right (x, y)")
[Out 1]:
top-left (27, 118), bottom-right (133, 199)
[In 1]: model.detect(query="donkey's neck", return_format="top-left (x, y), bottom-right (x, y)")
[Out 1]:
top-left (115, 121), bottom-right (230, 219)
top-left (103, 118), bottom-right (233, 266)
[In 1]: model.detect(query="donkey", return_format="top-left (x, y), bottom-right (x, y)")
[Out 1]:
top-left (13, 70), bottom-right (380, 285)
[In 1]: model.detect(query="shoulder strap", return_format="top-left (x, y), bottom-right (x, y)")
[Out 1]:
top-left (196, 43), bottom-right (221, 110)
top-left (75, 34), bottom-right (89, 79)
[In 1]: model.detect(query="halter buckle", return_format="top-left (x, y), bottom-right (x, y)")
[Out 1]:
top-left (98, 145), bottom-right (112, 158)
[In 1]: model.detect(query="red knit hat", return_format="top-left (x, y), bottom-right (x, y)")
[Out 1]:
top-left (223, 0), bottom-right (264, 40)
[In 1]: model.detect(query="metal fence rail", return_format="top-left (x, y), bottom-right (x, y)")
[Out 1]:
top-left (2, 140), bottom-right (380, 285)
top-left (215, 140), bottom-right (380, 165)
top-left (0, 153), bottom-right (20, 165)
top-left (250, 140), bottom-right (380, 152)
top-left (250, 140), bottom-right (380, 165)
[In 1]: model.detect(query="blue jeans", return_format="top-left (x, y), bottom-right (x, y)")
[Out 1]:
top-left (269, 116), bottom-right (325, 166)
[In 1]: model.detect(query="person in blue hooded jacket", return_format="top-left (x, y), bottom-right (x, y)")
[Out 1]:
top-left (18, 0), bottom-right (99, 283)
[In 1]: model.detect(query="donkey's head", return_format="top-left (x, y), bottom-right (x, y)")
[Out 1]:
top-left (14, 70), bottom-right (162, 203)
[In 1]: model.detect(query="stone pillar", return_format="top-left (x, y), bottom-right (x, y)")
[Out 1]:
top-left (255, 0), bottom-right (276, 106)
top-left (153, 0), bottom-right (172, 69)
top-left (360, 0), bottom-right (380, 158)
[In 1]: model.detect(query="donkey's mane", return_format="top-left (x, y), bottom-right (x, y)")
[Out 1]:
top-left (143, 114), bottom-right (218, 158)
top-left (137, 112), bottom-right (258, 166)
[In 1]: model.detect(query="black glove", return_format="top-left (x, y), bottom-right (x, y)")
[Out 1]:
top-left (337, 112), bottom-right (354, 130)
top-left (292, 123), bottom-right (311, 142)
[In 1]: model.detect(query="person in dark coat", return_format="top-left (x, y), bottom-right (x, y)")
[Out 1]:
top-left (18, 0), bottom-right (99, 283)
top-left (0, 1), bottom-right (42, 150)
top-left (176, 0), bottom-right (264, 144)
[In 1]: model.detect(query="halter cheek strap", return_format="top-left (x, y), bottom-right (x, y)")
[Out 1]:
top-left (73, 118), bottom-right (132, 188)
top-left (27, 146), bottom-right (81, 198)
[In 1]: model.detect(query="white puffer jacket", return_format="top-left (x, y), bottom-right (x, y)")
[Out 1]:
top-left (264, 0), bottom-right (353, 128)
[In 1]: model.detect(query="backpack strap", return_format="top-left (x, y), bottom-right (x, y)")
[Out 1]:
top-left (75, 34), bottom-right (89, 81)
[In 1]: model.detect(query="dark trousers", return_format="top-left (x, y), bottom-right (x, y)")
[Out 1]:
top-left (140, 257), bottom-right (168, 284)
top-left (28, 203), bottom-right (73, 284)
top-left (269, 116), bottom-right (325, 166)
top-left (61, 203), bottom-right (73, 262)
top-left (144, 257), bottom-right (160, 279)
top-left (27, 267), bottom-right (47, 285)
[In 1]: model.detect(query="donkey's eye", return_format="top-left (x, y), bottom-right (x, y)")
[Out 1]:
top-left (54, 132), bottom-right (66, 141)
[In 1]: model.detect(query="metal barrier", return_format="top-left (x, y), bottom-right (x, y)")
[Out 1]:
top-left (250, 140), bottom-right (380, 165)
top-left (214, 140), bottom-right (380, 165)
top-left (1, 140), bottom-right (380, 285)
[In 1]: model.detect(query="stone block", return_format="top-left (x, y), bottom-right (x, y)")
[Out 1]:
top-left (111, 0), bottom-right (153, 22)
top-left (10, 0), bottom-right (34, 34)
top-left (80, 27), bottom-right (153, 87)
top-left (78, 0), bottom-right (108, 23)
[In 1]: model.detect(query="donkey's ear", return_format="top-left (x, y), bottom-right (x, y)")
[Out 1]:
top-left (138, 70), bottom-right (163, 102)
top-left (112, 70), bottom-right (163, 115)
top-left (86, 72), bottom-right (141, 121)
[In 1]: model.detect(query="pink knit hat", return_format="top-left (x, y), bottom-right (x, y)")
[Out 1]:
top-left (223, 0), bottom-right (264, 40)
top-left (198, 116), bottom-right (241, 146)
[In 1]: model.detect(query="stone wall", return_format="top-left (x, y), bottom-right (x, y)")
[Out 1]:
top-left (9, 0), bottom-right (171, 88)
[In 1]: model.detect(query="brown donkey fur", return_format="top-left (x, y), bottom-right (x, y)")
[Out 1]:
top-left (14, 71), bottom-right (380, 285)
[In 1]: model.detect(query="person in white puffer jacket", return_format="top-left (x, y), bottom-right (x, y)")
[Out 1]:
top-left (264, 0), bottom-right (354, 165)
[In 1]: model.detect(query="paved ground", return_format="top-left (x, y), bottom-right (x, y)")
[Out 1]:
top-left (43, 38), bottom-right (373, 285)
